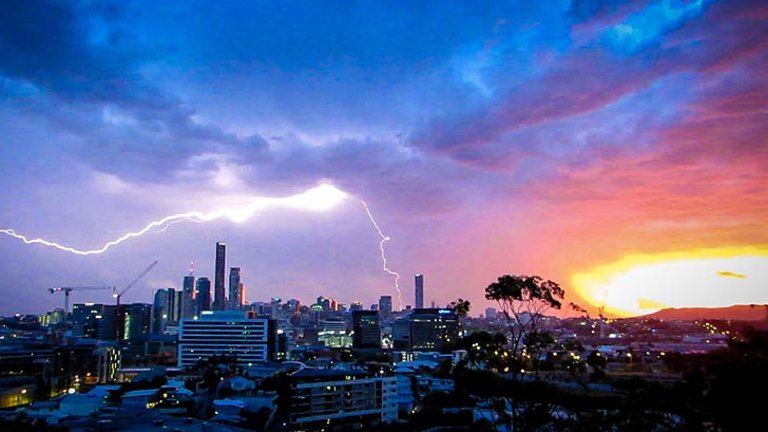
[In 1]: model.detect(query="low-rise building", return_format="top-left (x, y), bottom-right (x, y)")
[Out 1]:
top-left (288, 369), bottom-right (397, 428)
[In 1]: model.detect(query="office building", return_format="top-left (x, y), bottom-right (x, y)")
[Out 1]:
top-left (410, 308), bottom-right (459, 351)
top-left (392, 319), bottom-right (411, 350)
top-left (152, 289), bottom-right (169, 334)
top-left (352, 310), bottom-right (381, 349)
top-left (415, 274), bottom-right (424, 309)
top-left (152, 288), bottom-right (180, 334)
top-left (378, 296), bottom-right (392, 318)
top-left (213, 242), bottom-right (226, 310)
top-left (196, 277), bottom-right (211, 314)
top-left (181, 275), bottom-right (196, 320)
top-left (228, 267), bottom-right (241, 310)
top-left (177, 310), bottom-right (276, 367)
top-left (123, 303), bottom-right (152, 341)
top-left (485, 307), bottom-right (498, 320)
top-left (289, 370), bottom-right (397, 427)
top-left (71, 303), bottom-right (104, 339)
top-left (318, 319), bottom-right (351, 348)
top-left (97, 305), bottom-right (118, 340)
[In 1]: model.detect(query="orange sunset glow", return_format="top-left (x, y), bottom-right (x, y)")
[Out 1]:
top-left (572, 247), bottom-right (768, 317)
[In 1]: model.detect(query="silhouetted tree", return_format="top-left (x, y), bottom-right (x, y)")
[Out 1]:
top-left (456, 331), bottom-right (511, 372)
top-left (485, 275), bottom-right (565, 363)
top-left (450, 298), bottom-right (471, 318)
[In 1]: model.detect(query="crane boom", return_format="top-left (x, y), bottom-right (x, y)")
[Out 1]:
top-left (114, 260), bottom-right (159, 305)
top-left (48, 286), bottom-right (113, 314)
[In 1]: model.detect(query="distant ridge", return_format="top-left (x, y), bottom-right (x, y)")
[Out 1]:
top-left (641, 304), bottom-right (768, 321)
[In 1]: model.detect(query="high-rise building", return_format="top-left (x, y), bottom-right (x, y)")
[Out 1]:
top-left (352, 310), bottom-right (381, 349)
top-left (485, 307), bottom-right (498, 320)
top-left (172, 290), bottom-right (182, 323)
top-left (152, 289), bottom-right (169, 334)
top-left (213, 242), bottom-right (226, 310)
top-left (152, 288), bottom-right (179, 334)
top-left (409, 308), bottom-right (458, 351)
top-left (97, 305), bottom-right (118, 340)
top-left (228, 267), bottom-right (241, 310)
top-left (178, 310), bottom-right (277, 367)
top-left (378, 296), bottom-right (392, 318)
top-left (71, 303), bottom-right (104, 339)
top-left (181, 275), bottom-right (196, 320)
top-left (196, 277), bottom-right (212, 314)
top-left (415, 274), bottom-right (424, 309)
top-left (123, 303), bottom-right (152, 341)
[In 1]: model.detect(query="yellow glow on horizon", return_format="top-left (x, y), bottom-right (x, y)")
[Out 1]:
top-left (572, 246), bottom-right (768, 317)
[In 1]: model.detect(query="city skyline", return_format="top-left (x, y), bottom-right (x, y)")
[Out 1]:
top-left (1, 0), bottom-right (767, 316)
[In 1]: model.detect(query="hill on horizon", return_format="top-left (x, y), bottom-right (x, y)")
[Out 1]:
top-left (641, 304), bottom-right (768, 321)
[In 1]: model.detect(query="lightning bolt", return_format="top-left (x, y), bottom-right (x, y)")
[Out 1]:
top-left (0, 184), bottom-right (348, 256)
top-left (360, 200), bottom-right (402, 309)
top-left (1, 185), bottom-right (404, 307)
top-left (0, 213), bottom-right (209, 256)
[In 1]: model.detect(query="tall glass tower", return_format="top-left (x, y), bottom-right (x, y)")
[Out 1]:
top-left (415, 274), bottom-right (424, 309)
top-left (228, 267), bottom-right (241, 310)
top-left (213, 242), bottom-right (226, 310)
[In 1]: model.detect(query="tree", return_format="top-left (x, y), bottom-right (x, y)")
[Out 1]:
top-left (456, 331), bottom-right (511, 372)
top-left (450, 298), bottom-right (471, 318)
top-left (484, 275), bottom-right (565, 362)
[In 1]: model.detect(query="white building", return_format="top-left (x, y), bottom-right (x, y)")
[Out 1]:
top-left (289, 370), bottom-right (397, 427)
top-left (178, 311), bottom-right (275, 368)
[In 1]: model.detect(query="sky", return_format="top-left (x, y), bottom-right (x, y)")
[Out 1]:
top-left (1, 0), bottom-right (766, 317)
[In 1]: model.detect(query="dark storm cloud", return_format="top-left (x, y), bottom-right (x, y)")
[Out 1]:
top-left (410, 0), bottom-right (768, 169)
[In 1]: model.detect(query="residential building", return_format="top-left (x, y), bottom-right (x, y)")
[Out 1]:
top-left (289, 370), bottom-right (397, 427)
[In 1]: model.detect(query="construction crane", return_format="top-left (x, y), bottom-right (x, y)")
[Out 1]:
top-left (112, 260), bottom-right (159, 305)
top-left (48, 286), bottom-right (114, 314)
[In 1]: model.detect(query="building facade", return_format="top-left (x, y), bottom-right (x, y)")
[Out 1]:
top-left (228, 267), bottom-right (241, 310)
top-left (213, 242), bottom-right (226, 310)
top-left (409, 308), bottom-right (459, 351)
top-left (352, 310), bottom-right (381, 349)
top-left (123, 303), bottom-right (152, 341)
top-left (414, 274), bottom-right (424, 309)
top-left (181, 275), bottom-right (196, 320)
top-left (289, 370), bottom-right (397, 427)
top-left (195, 277), bottom-right (211, 315)
top-left (177, 310), bottom-right (276, 367)
top-left (378, 296), bottom-right (392, 318)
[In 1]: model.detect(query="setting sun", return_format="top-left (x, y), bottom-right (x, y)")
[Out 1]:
top-left (572, 247), bottom-right (768, 317)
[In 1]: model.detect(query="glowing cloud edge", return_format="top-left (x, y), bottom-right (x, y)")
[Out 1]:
top-left (0, 184), bottom-right (349, 256)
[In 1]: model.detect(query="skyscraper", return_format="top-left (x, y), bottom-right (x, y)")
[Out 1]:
top-left (152, 289), bottom-right (169, 334)
top-left (123, 303), bottom-right (152, 341)
top-left (414, 274), bottom-right (424, 309)
top-left (196, 277), bottom-right (211, 314)
top-left (379, 295), bottom-right (392, 318)
top-left (181, 275), bottom-right (196, 320)
top-left (228, 267), bottom-right (241, 310)
top-left (213, 242), bottom-right (226, 310)
top-left (153, 288), bottom-right (179, 334)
